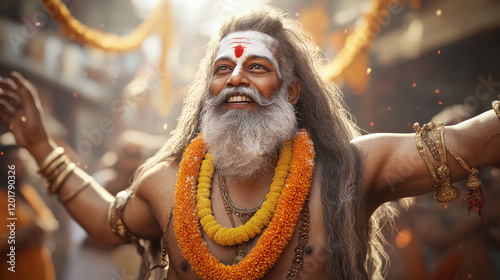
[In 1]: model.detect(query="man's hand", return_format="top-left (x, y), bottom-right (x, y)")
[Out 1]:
top-left (0, 72), bottom-right (56, 163)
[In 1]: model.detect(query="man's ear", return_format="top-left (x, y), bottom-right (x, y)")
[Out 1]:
top-left (288, 78), bottom-right (301, 105)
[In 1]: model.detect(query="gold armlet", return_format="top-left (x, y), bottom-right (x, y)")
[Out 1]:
top-left (415, 121), bottom-right (487, 221)
top-left (413, 122), bottom-right (438, 184)
top-left (414, 122), bottom-right (460, 203)
top-left (492, 100), bottom-right (500, 119)
top-left (109, 189), bottom-right (138, 243)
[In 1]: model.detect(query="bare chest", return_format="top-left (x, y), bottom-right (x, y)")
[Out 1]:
top-left (155, 177), bottom-right (327, 280)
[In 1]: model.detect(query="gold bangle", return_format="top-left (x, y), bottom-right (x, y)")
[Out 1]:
top-left (413, 122), bottom-right (438, 184)
top-left (49, 162), bottom-right (76, 195)
top-left (47, 156), bottom-right (69, 182)
top-left (41, 154), bottom-right (68, 179)
top-left (431, 123), bottom-right (446, 165)
top-left (59, 176), bottom-right (91, 203)
top-left (445, 143), bottom-right (472, 173)
top-left (38, 147), bottom-right (64, 174)
top-left (492, 100), bottom-right (500, 119)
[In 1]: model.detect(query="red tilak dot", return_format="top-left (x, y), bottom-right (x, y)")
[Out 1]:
top-left (234, 45), bottom-right (244, 58)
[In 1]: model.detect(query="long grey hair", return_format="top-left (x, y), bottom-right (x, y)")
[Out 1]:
top-left (131, 5), bottom-right (396, 280)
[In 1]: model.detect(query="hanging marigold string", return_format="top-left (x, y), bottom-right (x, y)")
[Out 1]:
top-left (40, 0), bottom-right (167, 51)
top-left (197, 140), bottom-right (293, 247)
top-left (319, 0), bottom-right (396, 81)
top-left (158, 11), bottom-right (174, 115)
top-left (173, 129), bottom-right (315, 280)
top-left (40, 0), bottom-right (174, 114)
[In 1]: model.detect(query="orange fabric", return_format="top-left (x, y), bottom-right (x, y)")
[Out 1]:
top-left (0, 187), bottom-right (56, 280)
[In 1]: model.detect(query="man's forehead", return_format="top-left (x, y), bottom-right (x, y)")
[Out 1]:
top-left (216, 31), bottom-right (278, 60)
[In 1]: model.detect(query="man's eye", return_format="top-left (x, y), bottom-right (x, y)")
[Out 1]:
top-left (215, 65), bottom-right (231, 73)
top-left (250, 64), bottom-right (268, 71)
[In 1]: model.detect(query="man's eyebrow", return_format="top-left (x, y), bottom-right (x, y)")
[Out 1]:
top-left (213, 56), bottom-right (231, 65)
top-left (247, 55), bottom-right (277, 68)
top-left (213, 55), bottom-right (277, 68)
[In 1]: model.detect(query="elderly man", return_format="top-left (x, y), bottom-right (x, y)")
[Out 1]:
top-left (0, 7), bottom-right (499, 280)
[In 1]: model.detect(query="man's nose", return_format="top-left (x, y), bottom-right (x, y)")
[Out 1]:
top-left (227, 67), bottom-right (249, 87)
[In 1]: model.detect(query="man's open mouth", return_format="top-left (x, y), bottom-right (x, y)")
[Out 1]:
top-left (226, 95), bottom-right (254, 104)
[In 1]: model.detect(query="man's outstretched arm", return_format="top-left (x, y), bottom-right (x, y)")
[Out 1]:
top-left (352, 108), bottom-right (500, 215)
top-left (0, 72), bottom-right (162, 244)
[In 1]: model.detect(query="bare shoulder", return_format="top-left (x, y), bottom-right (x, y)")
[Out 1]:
top-left (120, 160), bottom-right (180, 239)
top-left (350, 133), bottom-right (411, 190)
top-left (134, 160), bottom-right (180, 214)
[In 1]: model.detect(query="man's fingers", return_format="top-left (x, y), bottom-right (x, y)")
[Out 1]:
top-left (0, 77), bottom-right (18, 92)
top-left (0, 99), bottom-right (16, 127)
top-left (0, 90), bottom-right (21, 108)
top-left (10, 71), bottom-right (38, 106)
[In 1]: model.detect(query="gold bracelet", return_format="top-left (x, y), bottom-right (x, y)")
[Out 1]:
top-left (59, 176), bottom-right (91, 203)
top-left (413, 122), bottom-right (438, 184)
top-left (492, 100), bottom-right (500, 119)
top-left (47, 156), bottom-right (69, 182)
top-left (38, 147), bottom-right (65, 174)
top-left (42, 154), bottom-right (67, 179)
top-left (49, 162), bottom-right (76, 195)
top-left (445, 143), bottom-right (471, 172)
top-left (433, 125), bottom-right (460, 203)
top-left (431, 123), bottom-right (446, 165)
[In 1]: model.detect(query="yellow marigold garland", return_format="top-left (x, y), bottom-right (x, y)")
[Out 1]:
top-left (173, 129), bottom-right (315, 280)
top-left (197, 140), bottom-right (293, 246)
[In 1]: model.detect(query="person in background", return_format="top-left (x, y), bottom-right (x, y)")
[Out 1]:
top-left (0, 136), bottom-right (59, 280)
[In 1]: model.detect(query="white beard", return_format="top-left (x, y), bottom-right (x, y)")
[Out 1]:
top-left (201, 85), bottom-right (297, 180)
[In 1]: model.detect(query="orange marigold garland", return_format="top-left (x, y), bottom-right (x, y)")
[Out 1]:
top-left (173, 129), bottom-right (315, 280)
top-left (197, 140), bottom-right (293, 246)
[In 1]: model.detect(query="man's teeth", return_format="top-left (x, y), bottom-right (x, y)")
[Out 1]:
top-left (227, 95), bottom-right (253, 103)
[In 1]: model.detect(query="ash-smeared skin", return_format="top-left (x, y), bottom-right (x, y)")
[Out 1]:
top-left (211, 31), bottom-right (282, 110)
top-left (215, 31), bottom-right (280, 79)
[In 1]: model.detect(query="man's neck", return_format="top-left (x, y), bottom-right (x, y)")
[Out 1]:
top-left (221, 156), bottom-right (277, 209)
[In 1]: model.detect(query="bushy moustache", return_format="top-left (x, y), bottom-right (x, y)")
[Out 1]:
top-left (206, 87), bottom-right (275, 107)
top-left (201, 84), bottom-right (297, 180)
